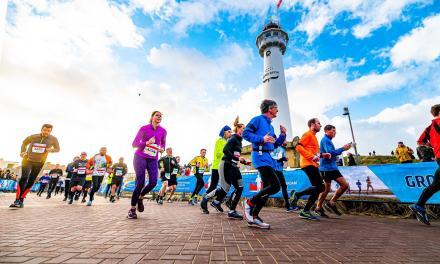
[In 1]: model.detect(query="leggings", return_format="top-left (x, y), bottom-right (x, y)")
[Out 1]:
top-left (275, 170), bottom-right (290, 208)
top-left (131, 154), bottom-right (159, 207)
top-left (206, 169), bottom-right (219, 194)
top-left (37, 183), bottom-right (47, 196)
top-left (89, 176), bottom-right (104, 201)
top-left (64, 179), bottom-right (71, 198)
top-left (296, 166), bottom-right (324, 211)
top-left (104, 184), bottom-right (111, 197)
top-left (250, 166), bottom-right (281, 217)
top-left (417, 159), bottom-right (440, 207)
top-left (191, 173), bottom-right (204, 198)
top-left (47, 177), bottom-right (59, 196)
top-left (212, 161), bottom-right (243, 211)
top-left (16, 160), bottom-right (44, 200)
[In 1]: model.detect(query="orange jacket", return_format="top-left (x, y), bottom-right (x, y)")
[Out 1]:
top-left (86, 154), bottom-right (113, 171)
top-left (296, 130), bottom-right (319, 168)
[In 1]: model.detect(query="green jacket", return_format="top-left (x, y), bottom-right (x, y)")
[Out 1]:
top-left (212, 137), bottom-right (227, 170)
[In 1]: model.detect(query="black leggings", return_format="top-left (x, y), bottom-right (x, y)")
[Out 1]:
top-left (191, 173), bottom-right (204, 198)
top-left (47, 177), bottom-right (59, 196)
top-left (250, 166), bottom-right (281, 217)
top-left (89, 176), bottom-right (104, 201)
top-left (212, 161), bottom-right (243, 211)
top-left (275, 171), bottom-right (290, 208)
top-left (37, 183), bottom-right (47, 196)
top-left (296, 166), bottom-right (324, 211)
top-left (17, 160), bottom-right (44, 200)
top-left (64, 179), bottom-right (70, 198)
top-left (206, 169), bottom-right (219, 194)
top-left (417, 159), bottom-right (440, 207)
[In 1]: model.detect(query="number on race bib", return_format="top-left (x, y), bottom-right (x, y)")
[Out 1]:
top-left (144, 144), bottom-right (159, 157)
top-left (165, 173), bottom-right (171, 179)
top-left (115, 170), bottom-right (123, 176)
top-left (77, 168), bottom-right (86, 175)
top-left (31, 143), bottom-right (46, 154)
top-left (172, 168), bottom-right (178, 175)
top-left (198, 168), bottom-right (205, 174)
top-left (95, 169), bottom-right (106, 176)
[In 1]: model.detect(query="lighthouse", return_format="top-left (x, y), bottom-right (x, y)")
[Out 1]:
top-left (256, 17), bottom-right (293, 139)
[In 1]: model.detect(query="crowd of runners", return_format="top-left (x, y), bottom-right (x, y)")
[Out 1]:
top-left (7, 101), bottom-right (440, 228)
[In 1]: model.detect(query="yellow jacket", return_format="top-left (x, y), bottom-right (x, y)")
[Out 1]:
top-left (395, 146), bottom-right (414, 162)
top-left (190, 156), bottom-right (209, 174)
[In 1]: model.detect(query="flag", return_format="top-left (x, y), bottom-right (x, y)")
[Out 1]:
top-left (276, 0), bottom-right (283, 9)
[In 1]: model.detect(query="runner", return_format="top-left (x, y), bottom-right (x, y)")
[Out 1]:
top-left (188, 149), bottom-right (209, 205)
top-left (36, 173), bottom-right (50, 197)
top-left (104, 170), bottom-right (113, 199)
top-left (64, 157), bottom-right (78, 201)
top-left (410, 104), bottom-right (440, 225)
top-left (289, 118), bottom-right (330, 220)
top-left (206, 126), bottom-right (232, 196)
top-left (55, 177), bottom-right (64, 196)
top-left (314, 125), bottom-right (351, 218)
top-left (202, 117), bottom-right (249, 219)
top-left (127, 111), bottom-right (167, 219)
top-left (46, 164), bottom-right (63, 199)
top-left (271, 142), bottom-right (296, 212)
top-left (242, 100), bottom-right (287, 228)
top-left (109, 157), bottom-right (128, 203)
top-left (166, 155), bottom-right (182, 202)
top-left (86, 147), bottom-right (113, 206)
top-left (157, 148), bottom-right (179, 204)
top-left (366, 176), bottom-right (374, 194)
top-left (68, 152), bottom-right (88, 204)
top-left (10, 124), bottom-right (60, 208)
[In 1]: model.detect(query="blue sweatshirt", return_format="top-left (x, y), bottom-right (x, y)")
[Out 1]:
top-left (319, 134), bottom-right (344, 171)
top-left (243, 114), bottom-right (286, 168)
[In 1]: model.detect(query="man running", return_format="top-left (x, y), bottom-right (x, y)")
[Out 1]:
top-left (10, 124), bottom-right (60, 208)
top-left (202, 117), bottom-right (249, 219)
top-left (189, 149), bottom-right (209, 205)
top-left (157, 148), bottom-right (179, 204)
top-left (410, 104), bottom-right (440, 225)
top-left (36, 173), bottom-right (50, 197)
top-left (242, 100), bottom-right (286, 229)
top-left (104, 171), bottom-right (113, 199)
top-left (46, 164), bottom-right (63, 199)
top-left (290, 118), bottom-right (330, 220)
top-left (64, 157), bottom-right (78, 201)
top-left (271, 142), bottom-right (296, 212)
top-left (68, 152), bottom-right (88, 204)
top-left (109, 157), bottom-right (127, 203)
top-left (166, 156), bottom-right (182, 202)
top-left (128, 111), bottom-right (167, 219)
top-left (314, 125), bottom-right (351, 218)
top-left (206, 126), bottom-right (232, 196)
top-left (86, 147), bottom-right (112, 206)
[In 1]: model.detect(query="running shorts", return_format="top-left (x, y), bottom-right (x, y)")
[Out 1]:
top-left (320, 170), bottom-right (343, 183)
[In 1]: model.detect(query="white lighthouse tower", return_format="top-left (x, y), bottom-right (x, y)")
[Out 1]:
top-left (256, 17), bottom-right (293, 139)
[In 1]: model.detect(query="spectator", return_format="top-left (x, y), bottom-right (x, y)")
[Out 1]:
top-left (347, 153), bottom-right (356, 166)
top-left (391, 150), bottom-right (394, 156)
top-left (372, 150), bottom-right (376, 156)
top-left (417, 143), bottom-right (435, 162)
top-left (395, 141), bottom-right (414, 163)
top-left (369, 152), bottom-right (371, 156)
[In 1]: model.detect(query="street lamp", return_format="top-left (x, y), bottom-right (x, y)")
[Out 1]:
top-left (343, 107), bottom-right (359, 163)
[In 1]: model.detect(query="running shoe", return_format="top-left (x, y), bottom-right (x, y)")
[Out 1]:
top-left (46, 194), bottom-right (51, 199)
top-left (137, 198), bottom-right (145, 212)
top-left (68, 199), bottom-right (73, 204)
top-left (155, 195), bottom-right (160, 204)
top-left (210, 201), bottom-right (224, 213)
top-left (110, 196), bottom-right (115, 203)
top-left (228, 210), bottom-right (243, 220)
top-left (289, 190), bottom-right (298, 207)
top-left (243, 200), bottom-right (254, 225)
top-left (62, 197), bottom-right (67, 201)
top-left (286, 206), bottom-right (299, 212)
top-left (252, 217), bottom-right (270, 229)
top-left (81, 198), bottom-right (86, 203)
top-left (86, 201), bottom-right (92, 206)
top-left (158, 198), bottom-right (163, 205)
top-left (299, 210), bottom-right (319, 220)
top-left (188, 199), bottom-right (194, 206)
top-left (315, 208), bottom-right (329, 218)
top-left (324, 201), bottom-right (342, 216)
top-left (9, 200), bottom-right (21, 209)
top-left (409, 204), bottom-right (430, 225)
top-left (74, 193), bottom-right (80, 201)
top-left (200, 197), bottom-right (209, 214)
top-left (192, 197), bottom-right (198, 205)
top-left (127, 209), bottom-right (137, 219)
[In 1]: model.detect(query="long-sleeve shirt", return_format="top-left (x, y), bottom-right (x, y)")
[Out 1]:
top-left (296, 130), bottom-right (319, 168)
top-left (319, 135), bottom-right (344, 171)
top-left (21, 134), bottom-right (60, 163)
top-left (189, 156), bottom-right (209, 174)
top-left (132, 124), bottom-right (167, 160)
top-left (418, 117), bottom-right (440, 159)
top-left (86, 154), bottom-right (112, 176)
top-left (395, 146), bottom-right (413, 162)
top-left (242, 114), bottom-right (286, 169)
top-left (66, 162), bottom-right (74, 179)
top-left (222, 134), bottom-right (243, 167)
top-left (212, 137), bottom-right (227, 170)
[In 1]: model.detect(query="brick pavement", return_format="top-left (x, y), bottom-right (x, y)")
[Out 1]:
top-left (1, 192), bottom-right (440, 263)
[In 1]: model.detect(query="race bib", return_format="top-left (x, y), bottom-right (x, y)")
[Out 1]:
top-left (144, 144), bottom-right (159, 157)
top-left (115, 170), bottom-right (123, 176)
top-left (77, 168), bottom-right (86, 175)
top-left (198, 168), bottom-right (205, 174)
top-left (31, 143), bottom-right (46, 154)
top-left (172, 168), bottom-right (178, 175)
top-left (165, 173), bottom-right (170, 179)
top-left (95, 169), bottom-right (106, 176)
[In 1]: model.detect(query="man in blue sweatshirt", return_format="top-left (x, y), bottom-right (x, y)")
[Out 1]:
top-left (315, 125), bottom-right (351, 217)
top-left (242, 99), bottom-right (286, 229)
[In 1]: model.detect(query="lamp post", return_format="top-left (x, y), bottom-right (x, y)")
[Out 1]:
top-left (343, 107), bottom-right (359, 163)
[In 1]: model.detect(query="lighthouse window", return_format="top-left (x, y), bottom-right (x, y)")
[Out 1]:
top-left (273, 32), bottom-right (279, 36)
top-left (265, 32), bottom-right (271, 37)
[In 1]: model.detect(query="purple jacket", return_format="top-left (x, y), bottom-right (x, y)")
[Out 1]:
top-left (132, 124), bottom-right (167, 160)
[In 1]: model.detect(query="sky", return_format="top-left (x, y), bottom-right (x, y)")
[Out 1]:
top-left (0, 0), bottom-right (439, 170)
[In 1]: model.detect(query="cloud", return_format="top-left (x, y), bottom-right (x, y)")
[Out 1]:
top-left (390, 14), bottom-right (440, 67)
